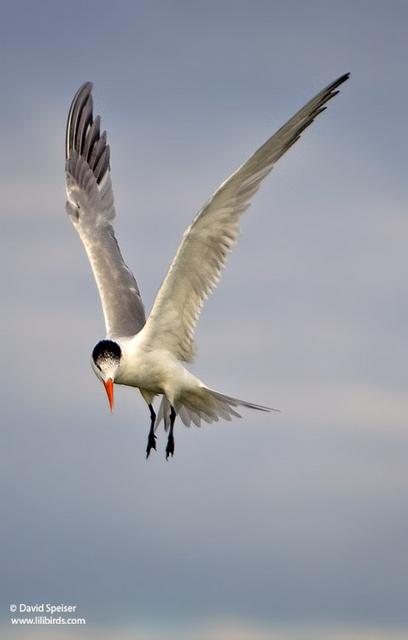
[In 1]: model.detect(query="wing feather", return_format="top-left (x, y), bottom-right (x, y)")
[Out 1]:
top-left (143, 74), bottom-right (349, 361)
top-left (65, 82), bottom-right (145, 338)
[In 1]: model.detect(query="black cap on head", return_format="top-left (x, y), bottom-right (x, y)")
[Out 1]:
top-left (92, 340), bottom-right (122, 365)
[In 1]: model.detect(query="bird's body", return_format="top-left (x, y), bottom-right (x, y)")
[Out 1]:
top-left (115, 335), bottom-right (194, 400)
top-left (65, 74), bottom-right (349, 457)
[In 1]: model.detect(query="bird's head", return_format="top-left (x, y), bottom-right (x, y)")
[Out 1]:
top-left (91, 340), bottom-right (122, 411)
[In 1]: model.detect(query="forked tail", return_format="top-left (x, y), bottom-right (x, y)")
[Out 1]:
top-left (155, 387), bottom-right (278, 431)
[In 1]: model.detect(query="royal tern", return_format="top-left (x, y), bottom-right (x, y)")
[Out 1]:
top-left (65, 74), bottom-right (349, 458)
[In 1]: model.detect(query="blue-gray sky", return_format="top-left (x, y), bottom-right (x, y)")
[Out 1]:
top-left (1, 1), bottom-right (408, 638)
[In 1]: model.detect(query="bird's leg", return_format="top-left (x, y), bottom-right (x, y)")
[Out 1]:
top-left (165, 406), bottom-right (177, 459)
top-left (146, 404), bottom-right (157, 459)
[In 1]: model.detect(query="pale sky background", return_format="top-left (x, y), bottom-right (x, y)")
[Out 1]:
top-left (1, 1), bottom-right (408, 639)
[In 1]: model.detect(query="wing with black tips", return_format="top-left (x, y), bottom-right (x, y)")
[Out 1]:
top-left (65, 82), bottom-right (145, 338)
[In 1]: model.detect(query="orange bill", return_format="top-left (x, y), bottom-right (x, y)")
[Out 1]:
top-left (103, 379), bottom-right (114, 412)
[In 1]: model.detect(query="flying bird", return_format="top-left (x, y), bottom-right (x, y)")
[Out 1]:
top-left (65, 73), bottom-right (349, 458)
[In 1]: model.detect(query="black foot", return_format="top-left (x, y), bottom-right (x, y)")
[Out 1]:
top-left (146, 432), bottom-right (157, 459)
top-left (165, 434), bottom-right (175, 460)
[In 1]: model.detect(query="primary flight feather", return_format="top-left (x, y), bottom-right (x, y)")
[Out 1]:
top-left (65, 73), bottom-right (349, 458)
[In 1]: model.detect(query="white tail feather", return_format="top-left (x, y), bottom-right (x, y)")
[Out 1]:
top-left (155, 387), bottom-right (277, 431)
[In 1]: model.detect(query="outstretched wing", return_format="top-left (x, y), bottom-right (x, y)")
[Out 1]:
top-left (65, 82), bottom-right (145, 338)
top-left (142, 73), bottom-right (349, 361)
